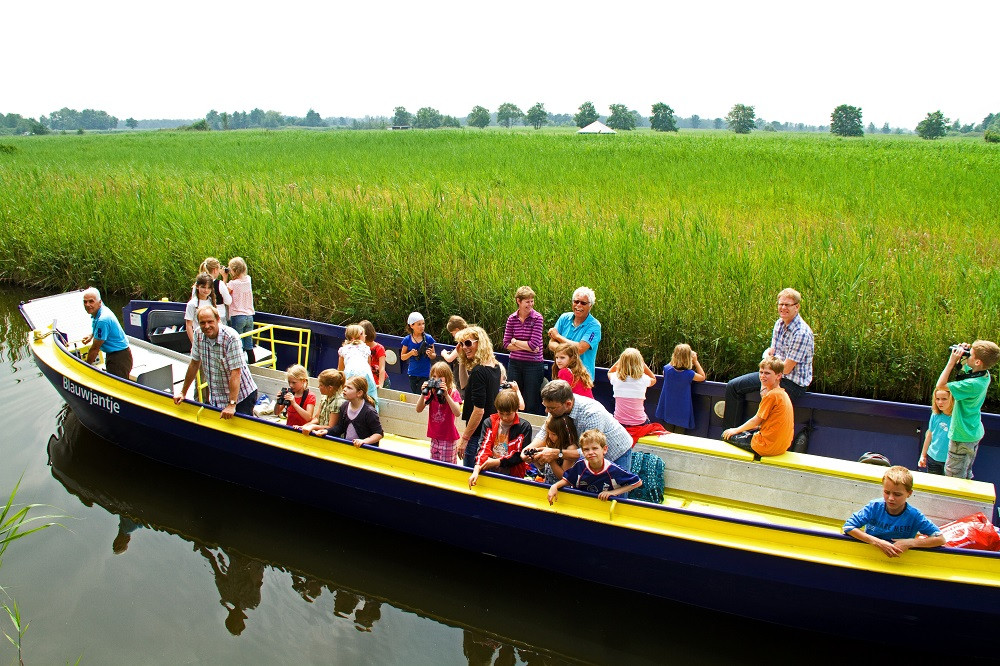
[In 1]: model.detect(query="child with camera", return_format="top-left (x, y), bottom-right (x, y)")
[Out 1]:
top-left (274, 364), bottom-right (316, 428)
top-left (935, 340), bottom-right (1000, 479)
top-left (416, 362), bottom-right (463, 463)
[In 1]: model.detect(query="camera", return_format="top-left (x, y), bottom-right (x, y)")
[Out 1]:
top-left (499, 381), bottom-right (512, 390)
top-left (277, 386), bottom-right (293, 407)
top-left (417, 340), bottom-right (430, 356)
top-left (949, 344), bottom-right (971, 362)
top-left (223, 266), bottom-right (230, 274)
top-left (422, 377), bottom-right (446, 403)
top-left (522, 447), bottom-right (536, 459)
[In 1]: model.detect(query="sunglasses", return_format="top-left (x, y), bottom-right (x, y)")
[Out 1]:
top-left (460, 339), bottom-right (477, 347)
top-left (573, 299), bottom-right (590, 306)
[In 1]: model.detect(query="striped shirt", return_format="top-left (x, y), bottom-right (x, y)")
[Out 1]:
top-left (502, 309), bottom-right (544, 362)
top-left (228, 275), bottom-right (255, 316)
top-left (770, 314), bottom-right (814, 388)
top-left (191, 324), bottom-right (258, 408)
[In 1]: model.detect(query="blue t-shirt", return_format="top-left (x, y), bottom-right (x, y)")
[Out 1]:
top-left (554, 312), bottom-right (601, 380)
top-left (402, 333), bottom-right (436, 378)
top-left (843, 500), bottom-right (941, 541)
top-left (926, 412), bottom-right (951, 463)
top-left (91, 305), bottom-right (129, 353)
top-left (563, 458), bottom-right (639, 496)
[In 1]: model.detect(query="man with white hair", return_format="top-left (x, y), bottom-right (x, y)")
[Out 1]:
top-left (548, 286), bottom-right (602, 379)
top-left (82, 287), bottom-right (133, 379)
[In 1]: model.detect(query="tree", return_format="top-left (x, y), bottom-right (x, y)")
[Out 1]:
top-left (302, 109), bottom-right (325, 127)
top-left (574, 101), bottom-right (599, 128)
top-left (881, 122), bottom-right (891, 134)
top-left (413, 107), bottom-right (443, 129)
top-left (866, 122), bottom-right (876, 134)
top-left (496, 103), bottom-right (523, 128)
top-left (467, 105), bottom-right (490, 129)
top-left (441, 115), bottom-right (461, 128)
top-left (606, 104), bottom-right (635, 131)
top-left (206, 110), bottom-right (221, 130)
top-left (650, 103), bottom-right (678, 132)
top-left (726, 104), bottom-right (755, 134)
top-left (916, 110), bottom-right (948, 139)
top-left (690, 114), bottom-right (701, 129)
top-left (525, 102), bottom-right (548, 130)
top-left (125, 117), bottom-right (138, 129)
top-left (391, 106), bottom-right (412, 127)
top-left (713, 117), bottom-right (723, 130)
top-left (220, 112), bottom-right (230, 131)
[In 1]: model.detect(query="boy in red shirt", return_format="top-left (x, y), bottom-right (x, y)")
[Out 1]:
top-left (468, 390), bottom-right (533, 488)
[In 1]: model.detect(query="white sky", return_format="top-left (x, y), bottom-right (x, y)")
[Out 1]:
top-left (4, 0), bottom-right (992, 128)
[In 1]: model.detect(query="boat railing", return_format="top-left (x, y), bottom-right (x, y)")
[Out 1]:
top-left (239, 323), bottom-right (312, 371)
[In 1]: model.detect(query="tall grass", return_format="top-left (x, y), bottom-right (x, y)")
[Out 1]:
top-left (1, 129), bottom-right (999, 404)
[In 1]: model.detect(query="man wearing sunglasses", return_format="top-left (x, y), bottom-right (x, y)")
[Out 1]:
top-left (548, 286), bottom-right (601, 380)
top-left (719, 288), bottom-right (814, 432)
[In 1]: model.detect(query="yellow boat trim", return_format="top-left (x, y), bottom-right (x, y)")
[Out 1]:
top-left (32, 334), bottom-right (1000, 588)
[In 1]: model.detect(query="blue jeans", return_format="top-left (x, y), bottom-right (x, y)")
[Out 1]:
top-left (462, 426), bottom-right (486, 468)
top-left (723, 372), bottom-right (806, 429)
top-left (230, 315), bottom-right (254, 351)
top-left (945, 439), bottom-right (981, 479)
top-left (506, 359), bottom-right (545, 414)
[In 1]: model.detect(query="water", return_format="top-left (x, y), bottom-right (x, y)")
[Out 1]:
top-left (1, 286), bottom-right (874, 665)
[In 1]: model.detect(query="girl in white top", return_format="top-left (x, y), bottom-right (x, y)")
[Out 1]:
top-left (607, 348), bottom-right (657, 427)
top-left (191, 257), bottom-right (233, 323)
top-left (184, 273), bottom-right (216, 344)
top-left (338, 324), bottom-right (380, 409)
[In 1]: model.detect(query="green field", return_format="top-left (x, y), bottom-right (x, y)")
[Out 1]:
top-left (1, 128), bottom-right (998, 405)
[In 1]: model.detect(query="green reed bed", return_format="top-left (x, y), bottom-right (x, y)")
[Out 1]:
top-left (1, 129), bottom-right (998, 405)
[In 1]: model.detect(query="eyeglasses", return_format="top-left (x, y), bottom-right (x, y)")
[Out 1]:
top-left (460, 339), bottom-right (476, 347)
top-left (777, 302), bottom-right (798, 308)
top-left (572, 299), bottom-right (590, 306)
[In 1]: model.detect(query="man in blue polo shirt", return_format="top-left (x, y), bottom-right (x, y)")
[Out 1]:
top-left (547, 286), bottom-right (602, 380)
top-left (82, 287), bottom-right (133, 379)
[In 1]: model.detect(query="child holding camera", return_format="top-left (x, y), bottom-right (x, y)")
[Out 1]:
top-left (339, 324), bottom-right (380, 409)
top-left (274, 364), bottom-right (316, 428)
top-left (935, 340), bottom-right (1000, 479)
top-left (401, 312), bottom-right (437, 394)
top-left (416, 362), bottom-right (463, 463)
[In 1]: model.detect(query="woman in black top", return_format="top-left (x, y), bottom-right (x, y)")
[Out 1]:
top-left (455, 326), bottom-right (502, 467)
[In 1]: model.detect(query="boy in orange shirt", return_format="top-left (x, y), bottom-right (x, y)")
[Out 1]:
top-left (722, 357), bottom-right (793, 457)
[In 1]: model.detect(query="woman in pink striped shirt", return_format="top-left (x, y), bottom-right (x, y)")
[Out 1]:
top-left (502, 286), bottom-right (545, 413)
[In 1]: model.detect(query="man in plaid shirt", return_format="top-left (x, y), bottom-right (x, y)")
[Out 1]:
top-left (720, 288), bottom-right (814, 430)
top-left (174, 305), bottom-right (258, 419)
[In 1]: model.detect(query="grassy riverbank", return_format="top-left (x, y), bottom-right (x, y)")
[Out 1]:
top-left (2, 128), bottom-right (998, 404)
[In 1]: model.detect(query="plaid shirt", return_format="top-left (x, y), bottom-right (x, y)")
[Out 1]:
top-left (532, 395), bottom-right (632, 463)
top-left (770, 314), bottom-right (814, 388)
top-left (191, 324), bottom-right (258, 407)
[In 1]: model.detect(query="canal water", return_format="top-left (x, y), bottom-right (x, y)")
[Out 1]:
top-left (1, 286), bottom-right (872, 665)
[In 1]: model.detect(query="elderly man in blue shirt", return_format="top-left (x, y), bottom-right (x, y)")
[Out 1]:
top-left (82, 287), bottom-right (133, 379)
top-left (548, 286), bottom-right (602, 380)
top-left (720, 288), bottom-right (814, 431)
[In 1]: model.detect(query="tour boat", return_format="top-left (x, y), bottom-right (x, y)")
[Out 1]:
top-left (20, 291), bottom-right (1000, 649)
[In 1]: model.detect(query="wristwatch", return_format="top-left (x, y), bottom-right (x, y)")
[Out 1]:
top-left (228, 400), bottom-right (237, 406)
top-left (557, 451), bottom-right (564, 462)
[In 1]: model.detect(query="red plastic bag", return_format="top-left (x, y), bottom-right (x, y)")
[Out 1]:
top-left (938, 513), bottom-right (1000, 552)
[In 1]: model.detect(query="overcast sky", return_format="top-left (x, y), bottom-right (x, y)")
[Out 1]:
top-left (5, 0), bottom-right (992, 128)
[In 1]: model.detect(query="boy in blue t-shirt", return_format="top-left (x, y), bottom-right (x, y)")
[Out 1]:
top-left (401, 311), bottom-right (437, 394)
top-left (935, 340), bottom-right (999, 479)
top-left (547, 429), bottom-right (642, 504)
top-left (844, 466), bottom-right (945, 558)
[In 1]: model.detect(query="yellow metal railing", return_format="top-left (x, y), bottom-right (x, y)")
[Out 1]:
top-left (237, 322), bottom-right (312, 371)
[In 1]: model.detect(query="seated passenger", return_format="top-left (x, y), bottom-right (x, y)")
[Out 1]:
top-left (844, 465), bottom-right (945, 558)
top-left (468, 389), bottom-right (533, 488)
top-left (329, 376), bottom-right (384, 448)
top-left (274, 364), bottom-right (315, 428)
top-left (721, 357), bottom-right (793, 457)
top-left (547, 429), bottom-right (642, 504)
top-left (301, 369), bottom-right (345, 435)
top-left (524, 414), bottom-right (579, 484)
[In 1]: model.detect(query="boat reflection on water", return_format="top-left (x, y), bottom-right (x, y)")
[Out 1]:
top-left (46, 406), bottom-right (890, 664)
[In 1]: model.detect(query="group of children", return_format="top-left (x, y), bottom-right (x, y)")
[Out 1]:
top-left (180, 263), bottom-right (996, 555)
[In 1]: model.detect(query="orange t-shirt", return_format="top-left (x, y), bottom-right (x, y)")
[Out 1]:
top-left (751, 387), bottom-right (794, 456)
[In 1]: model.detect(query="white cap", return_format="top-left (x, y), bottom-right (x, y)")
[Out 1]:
top-left (407, 312), bottom-right (424, 326)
